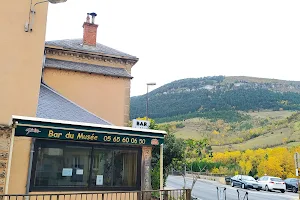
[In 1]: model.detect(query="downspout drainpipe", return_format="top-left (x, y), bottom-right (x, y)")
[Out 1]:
top-left (26, 138), bottom-right (36, 195)
top-left (41, 50), bottom-right (46, 83)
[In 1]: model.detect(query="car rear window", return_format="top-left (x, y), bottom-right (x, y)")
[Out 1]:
top-left (271, 178), bottom-right (283, 182)
top-left (243, 176), bottom-right (255, 181)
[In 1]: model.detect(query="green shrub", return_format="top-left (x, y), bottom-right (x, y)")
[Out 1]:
top-left (176, 122), bottom-right (185, 128)
top-left (151, 161), bottom-right (160, 190)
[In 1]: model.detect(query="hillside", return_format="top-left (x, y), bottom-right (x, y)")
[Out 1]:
top-left (169, 111), bottom-right (300, 151)
top-left (130, 76), bottom-right (300, 123)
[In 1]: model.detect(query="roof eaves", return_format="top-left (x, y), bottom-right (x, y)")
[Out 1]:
top-left (44, 59), bottom-right (133, 79)
top-left (46, 66), bottom-right (133, 79)
top-left (45, 46), bottom-right (139, 62)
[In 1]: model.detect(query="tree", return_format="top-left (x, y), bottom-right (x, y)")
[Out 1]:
top-left (151, 119), bottom-right (186, 189)
top-left (171, 138), bottom-right (209, 191)
top-left (239, 160), bottom-right (252, 175)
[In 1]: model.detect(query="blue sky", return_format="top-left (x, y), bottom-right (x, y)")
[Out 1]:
top-left (46, 0), bottom-right (300, 96)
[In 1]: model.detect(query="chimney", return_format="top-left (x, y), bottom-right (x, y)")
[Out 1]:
top-left (83, 13), bottom-right (98, 46)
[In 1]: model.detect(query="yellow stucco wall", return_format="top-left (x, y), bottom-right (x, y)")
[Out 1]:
top-left (0, 0), bottom-right (48, 125)
top-left (44, 53), bottom-right (133, 126)
top-left (8, 137), bottom-right (31, 194)
top-left (43, 68), bottom-right (130, 126)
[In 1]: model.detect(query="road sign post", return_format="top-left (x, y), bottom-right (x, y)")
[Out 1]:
top-left (294, 153), bottom-right (299, 169)
top-left (294, 152), bottom-right (300, 200)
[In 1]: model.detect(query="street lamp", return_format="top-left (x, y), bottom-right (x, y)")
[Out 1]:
top-left (146, 82), bottom-right (156, 121)
top-left (25, 0), bottom-right (68, 32)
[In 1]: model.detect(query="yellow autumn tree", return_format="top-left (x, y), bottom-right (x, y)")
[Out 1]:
top-left (210, 146), bottom-right (298, 178)
top-left (239, 160), bottom-right (252, 175)
top-left (257, 156), bottom-right (283, 177)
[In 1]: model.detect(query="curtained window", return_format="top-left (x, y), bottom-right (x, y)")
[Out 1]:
top-left (31, 140), bottom-right (141, 191)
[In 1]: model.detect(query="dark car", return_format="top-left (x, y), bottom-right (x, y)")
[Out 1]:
top-left (231, 175), bottom-right (262, 191)
top-left (284, 178), bottom-right (299, 193)
top-left (225, 176), bottom-right (232, 185)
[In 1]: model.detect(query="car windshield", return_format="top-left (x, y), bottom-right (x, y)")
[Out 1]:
top-left (242, 176), bottom-right (255, 181)
top-left (271, 178), bottom-right (283, 182)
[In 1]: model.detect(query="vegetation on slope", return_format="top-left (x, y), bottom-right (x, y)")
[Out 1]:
top-left (161, 111), bottom-right (300, 151)
top-left (130, 76), bottom-right (300, 123)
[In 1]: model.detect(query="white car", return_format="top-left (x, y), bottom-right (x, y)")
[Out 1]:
top-left (257, 176), bottom-right (286, 193)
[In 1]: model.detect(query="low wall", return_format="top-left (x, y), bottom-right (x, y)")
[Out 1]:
top-left (186, 173), bottom-right (226, 185)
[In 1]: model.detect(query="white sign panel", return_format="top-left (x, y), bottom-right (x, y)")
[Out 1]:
top-left (76, 169), bottom-right (84, 175)
top-left (62, 168), bottom-right (73, 177)
top-left (132, 119), bottom-right (150, 129)
top-left (96, 175), bottom-right (104, 185)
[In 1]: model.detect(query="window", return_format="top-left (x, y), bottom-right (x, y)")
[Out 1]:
top-left (242, 176), bottom-right (255, 181)
top-left (270, 178), bottom-right (283, 182)
top-left (31, 140), bottom-right (141, 191)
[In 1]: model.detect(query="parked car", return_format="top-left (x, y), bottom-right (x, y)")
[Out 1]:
top-left (257, 176), bottom-right (286, 193)
top-left (284, 178), bottom-right (299, 193)
top-left (231, 175), bottom-right (262, 191)
top-left (225, 176), bottom-right (232, 185)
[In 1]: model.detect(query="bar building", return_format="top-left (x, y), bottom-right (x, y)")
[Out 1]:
top-left (0, 2), bottom-right (165, 195)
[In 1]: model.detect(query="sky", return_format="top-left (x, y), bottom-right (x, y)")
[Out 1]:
top-left (46, 0), bottom-right (300, 97)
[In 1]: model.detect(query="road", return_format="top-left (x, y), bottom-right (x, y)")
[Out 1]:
top-left (166, 175), bottom-right (299, 200)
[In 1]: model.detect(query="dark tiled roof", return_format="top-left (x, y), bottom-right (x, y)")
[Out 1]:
top-left (37, 84), bottom-right (111, 125)
top-left (45, 39), bottom-right (137, 60)
top-left (45, 58), bottom-right (132, 79)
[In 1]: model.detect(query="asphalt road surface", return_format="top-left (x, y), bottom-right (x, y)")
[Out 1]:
top-left (166, 175), bottom-right (299, 200)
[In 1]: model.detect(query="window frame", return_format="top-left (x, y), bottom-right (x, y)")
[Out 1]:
top-left (30, 139), bottom-right (142, 192)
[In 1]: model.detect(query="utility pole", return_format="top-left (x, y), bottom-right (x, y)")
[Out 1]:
top-left (146, 83), bottom-right (156, 120)
top-left (293, 152), bottom-right (299, 200)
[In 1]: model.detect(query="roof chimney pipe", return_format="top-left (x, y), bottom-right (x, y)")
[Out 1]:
top-left (88, 12), bottom-right (97, 24)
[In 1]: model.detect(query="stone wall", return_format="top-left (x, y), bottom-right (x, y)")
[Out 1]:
top-left (141, 146), bottom-right (152, 190)
top-left (0, 126), bottom-right (11, 194)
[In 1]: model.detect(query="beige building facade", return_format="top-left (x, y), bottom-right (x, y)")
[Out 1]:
top-left (43, 15), bottom-right (138, 126)
top-left (0, 2), bottom-right (165, 196)
top-left (0, 0), bottom-right (48, 125)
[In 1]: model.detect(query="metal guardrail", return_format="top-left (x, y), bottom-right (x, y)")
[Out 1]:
top-left (170, 170), bottom-right (227, 177)
top-left (0, 189), bottom-right (192, 200)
